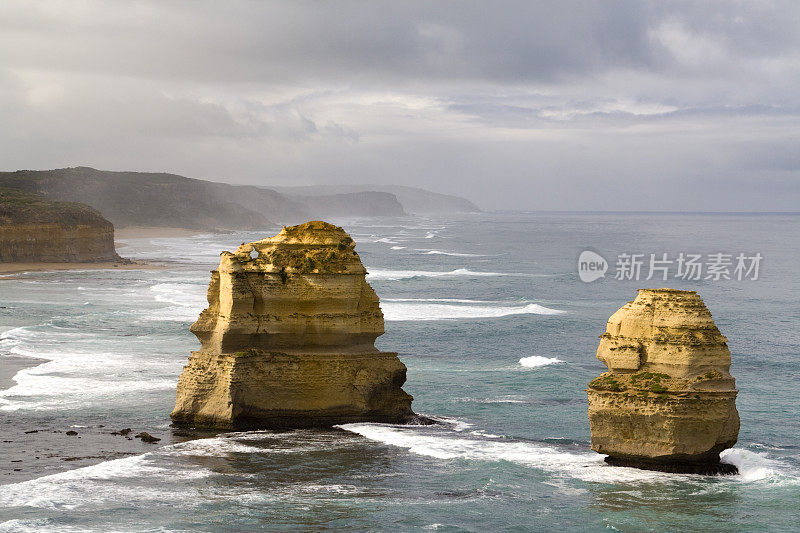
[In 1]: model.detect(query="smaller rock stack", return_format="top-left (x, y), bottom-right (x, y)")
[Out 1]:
top-left (587, 289), bottom-right (739, 474)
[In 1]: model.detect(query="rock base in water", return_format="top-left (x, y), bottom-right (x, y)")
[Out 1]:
top-left (604, 456), bottom-right (738, 475)
top-left (587, 289), bottom-right (740, 474)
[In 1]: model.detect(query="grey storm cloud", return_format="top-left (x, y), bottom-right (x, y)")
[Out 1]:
top-left (0, 0), bottom-right (798, 211)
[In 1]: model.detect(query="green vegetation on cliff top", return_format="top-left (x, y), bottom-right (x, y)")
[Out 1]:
top-left (0, 187), bottom-right (111, 228)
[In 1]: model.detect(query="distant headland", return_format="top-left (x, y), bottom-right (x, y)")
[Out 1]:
top-left (0, 167), bottom-right (481, 232)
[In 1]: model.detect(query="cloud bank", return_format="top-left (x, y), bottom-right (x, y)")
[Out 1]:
top-left (1, 0), bottom-right (798, 210)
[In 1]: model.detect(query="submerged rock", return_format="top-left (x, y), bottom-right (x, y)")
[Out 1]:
top-left (587, 289), bottom-right (739, 474)
top-left (135, 432), bottom-right (161, 443)
top-left (171, 221), bottom-right (415, 429)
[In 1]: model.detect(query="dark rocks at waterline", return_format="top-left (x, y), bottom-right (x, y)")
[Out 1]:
top-left (603, 456), bottom-right (739, 475)
top-left (65, 430), bottom-right (78, 436)
top-left (135, 432), bottom-right (160, 443)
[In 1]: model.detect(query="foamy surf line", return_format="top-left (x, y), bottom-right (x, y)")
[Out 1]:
top-left (145, 283), bottom-right (207, 321)
top-left (337, 424), bottom-right (797, 485)
top-left (416, 249), bottom-right (495, 257)
top-left (366, 268), bottom-right (529, 281)
top-left (381, 300), bottom-right (565, 321)
top-left (0, 435), bottom-right (274, 511)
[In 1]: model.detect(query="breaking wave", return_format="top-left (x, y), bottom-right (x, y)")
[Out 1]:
top-left (519, 356), bottom-right (565, 368)
top-left (146, 283), bottom-right (207, 321)
top-left (339, 424), bottom-right (800, 486)
top-left (380, 299), bottom-right (565, 321)
top-left (367, 268), bottom-right (515, 281)
top-left (417, 249), bottom-right (491, 257)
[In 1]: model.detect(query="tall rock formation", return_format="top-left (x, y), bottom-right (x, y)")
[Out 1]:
top-left (587, 289), bottom-right (739, 474)
top-left (171, 221), bottom-right (415, 429)
top-left (0, 187), bottom-right (121, 263)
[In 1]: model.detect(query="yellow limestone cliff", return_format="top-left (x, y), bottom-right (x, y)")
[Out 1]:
top-left (171, 221), bottom-right (415, 428)
top-left (587, 289), bottom-right (739, 474)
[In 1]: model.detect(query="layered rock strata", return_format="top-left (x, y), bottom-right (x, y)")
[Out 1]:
top-left (0, 188), bottom-right (121, 263)
top-left (171, 221), bottom-right (415, 429)
top-left (587, 289), bottom-right (739, 474)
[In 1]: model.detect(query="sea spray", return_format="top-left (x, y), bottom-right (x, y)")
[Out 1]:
top-left (519, 356), bottom-right (565, 368)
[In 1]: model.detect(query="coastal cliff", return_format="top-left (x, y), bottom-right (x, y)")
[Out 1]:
top-left (0, 167), bottom-right (474, 230)
top-left (171, 221), bottom-right (415, 428)
top-left (0, 188), bottom-right (121, 263)
top-left (587, 289), bottom-right (739, 474)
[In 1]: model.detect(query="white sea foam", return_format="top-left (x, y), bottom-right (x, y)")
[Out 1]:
top-left (519, 356), bottom-right (565, 368)
top-left (164, 436), bottom-right (269, 457)
top-left (0, 435), bottom-right (288, 512)
top-left (384, 298), bottom-right (488, 303)
top-left (150, 283), bottom-right (206, 308)
top-left (423, 415), bottom-right (473, 432)
top-left (0, 454), bottom-right (192, 510)
top-left (471, 430), bottom-right (505, 439)
top-left (719, 448), bottom-right (796, 483)
top-left (146, 282), bottom-right (207, 321)
top-left (0, 320), bottom-right (182, 411)
top-left (341, 423), bottom-right (800, 486)
top-left (425, 232), bottom-right (436, 239)
top-left (417, 249), bottom-right (490, 257)
top-left (337, 423), bottom-right (697, 484)
top-left (0, 360), bottom-right (176, 411)
top-left (366, 268), bottom-right (514, 281)
top-left (390, 246), bottom-right (406, 250)
top-left (381, 299), bottom-right (565, 321)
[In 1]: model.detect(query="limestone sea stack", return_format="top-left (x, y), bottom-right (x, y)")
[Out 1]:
top-left (587, 289), bottom-right (739, 474)
top-left (171, 221), bottom-right (415, 429)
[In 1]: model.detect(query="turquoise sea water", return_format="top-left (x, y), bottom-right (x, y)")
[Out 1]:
top-left (0, 212), bottom-right (798, 532)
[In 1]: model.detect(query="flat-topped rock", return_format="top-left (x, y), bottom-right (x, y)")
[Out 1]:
top-left (0, 187), bottom-right (121, 263)
top-left (587, 289), bottom-right (740, 474)
top-left (171, 221), bottom-right (415, 429)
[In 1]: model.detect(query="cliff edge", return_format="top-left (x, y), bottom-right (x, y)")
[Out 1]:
top-left (587, 289), bottom-right (739, 474)
top-left (171, 221), bottom-right (415, 429)
top-left (0, 187), bottom-right (121, 263)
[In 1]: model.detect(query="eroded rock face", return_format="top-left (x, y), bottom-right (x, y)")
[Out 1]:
top-left (0, 188), bottom-right (120, 263)
top-left (171, 221), bottom-right (415, 429)
top-left (587, 289), bottom-right (739, 474)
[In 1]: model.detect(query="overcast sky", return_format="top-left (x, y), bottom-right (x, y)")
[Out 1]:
top-left (1, 1), bottom-right (799, 211)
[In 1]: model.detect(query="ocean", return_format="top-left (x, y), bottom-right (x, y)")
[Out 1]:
top-left (1, 212), bottom-right (798, 532)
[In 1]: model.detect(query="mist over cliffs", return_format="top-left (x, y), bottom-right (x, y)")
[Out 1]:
top-left (0, 167), bottom-right (480, 231)
top-left (272, 184), bottom-right (481, 215)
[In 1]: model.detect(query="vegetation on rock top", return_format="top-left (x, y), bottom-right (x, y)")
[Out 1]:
top-left (0, 187), bottom-right (112, 228)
